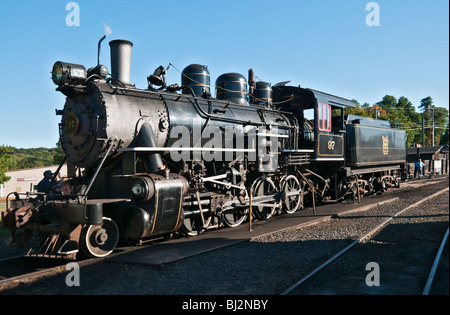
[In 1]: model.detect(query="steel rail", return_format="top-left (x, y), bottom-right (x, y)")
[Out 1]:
top-left (280, 186), bottom-right (449, 295)
top-left (422, 227), bottom-right (449, 295)
top-left (0, 256), bottom-right (100, 289)
top-left (0, 254), bottom-right (24, 263)
top-left (0, 261), bottom-right (69, 287)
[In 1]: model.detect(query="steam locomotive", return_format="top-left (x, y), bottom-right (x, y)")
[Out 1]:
top-left (3, 37), bottom-right (406, 259)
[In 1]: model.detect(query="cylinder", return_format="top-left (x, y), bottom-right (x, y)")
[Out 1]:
top-left (109, 39), bottom-right (133, 85)
top-left (251, 81), bottom-right (272, 106)
top-left (182, 64), bottom-right (210, 97)
top-left (215, 73), bottom-right (248, 106)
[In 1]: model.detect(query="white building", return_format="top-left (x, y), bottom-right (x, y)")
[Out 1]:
top-left (1, 165), bottom-right (67, 198)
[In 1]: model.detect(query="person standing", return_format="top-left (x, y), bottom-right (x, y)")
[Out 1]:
top-left (415, 159), bottom-right (425, 179)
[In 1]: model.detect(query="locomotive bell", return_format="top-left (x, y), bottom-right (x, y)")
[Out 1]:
top-left (147, 65), bottom-right (166, 87)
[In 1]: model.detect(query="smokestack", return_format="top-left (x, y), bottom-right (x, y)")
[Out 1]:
top-left (109, 39), bottom-right (133, 85)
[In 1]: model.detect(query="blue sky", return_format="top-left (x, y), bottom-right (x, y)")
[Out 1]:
top-left (0, 0), bottom-right (448, 148)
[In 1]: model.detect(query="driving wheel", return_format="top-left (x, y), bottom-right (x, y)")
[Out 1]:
top-left (281, 175), bottom-right (303, 214)
top-left (251, 177), bottom-right (278, 220)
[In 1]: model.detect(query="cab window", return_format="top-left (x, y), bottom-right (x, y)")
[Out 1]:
top-left (318, 102), bottom-right (331, 132)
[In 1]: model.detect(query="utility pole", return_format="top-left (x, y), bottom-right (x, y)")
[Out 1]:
top-left (422, 113), bottom-right (424, 146)
top-left (432, 107), bottom-right (435, 146)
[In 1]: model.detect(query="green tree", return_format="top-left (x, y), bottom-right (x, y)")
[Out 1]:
top-left (0, 145), bottom-right (14, 184)
top-left (395, 96), bottom-right (421, 146)
top-left (433, 107), bottom-right (449, 145)
top-left (419, 96), bottom-right (433, 111)
top-left (376, 95), bottom-right (397, 120)
top-left (440, 124), bottom-right (449, 145)
top-left (52, 140), bottom-right (65, 165)
top-left (345, 99), bottom-right (371, 117)
top-left (418, 97), bottom-right (449, 146)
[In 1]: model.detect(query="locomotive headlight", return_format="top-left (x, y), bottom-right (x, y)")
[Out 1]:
top-left (52, 61), bottom-right (87, 86)
top-left (131, 177), bottom-right (155, 202)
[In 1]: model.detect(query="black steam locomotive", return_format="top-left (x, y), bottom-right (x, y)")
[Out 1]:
top-left (3, 37), bottom-right (406, 259)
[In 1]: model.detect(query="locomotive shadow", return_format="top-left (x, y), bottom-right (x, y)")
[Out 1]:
top-left (110, 236), bottom-right (250, 267)
top-left (107, 204), bottom-right (338, 267)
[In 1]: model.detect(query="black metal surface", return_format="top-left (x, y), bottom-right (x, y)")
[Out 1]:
top-left (317, 133), bottom-right (344, 157)
top-left (123, 175), bottom-right (185, 240)
top-left (181, 64), bottom-right (210, 97)
top-left (346, 119), bottom-right (406, 166)
top-left (161, 92), bottom-right (291, 161)
top-left (251, 81), bottom-right (272, 106)
top-left (109, 39), bottom-right (133, 85)
top-left (273, 86), bottom-right (321, 112)
top-left (51, 201), bottom-right (103, 225)
top-left (136, 123), bottom-right (163, 173)
top-left (215, 72), bottom-right (248, 106)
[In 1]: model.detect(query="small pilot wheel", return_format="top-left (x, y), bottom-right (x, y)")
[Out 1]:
top-left (80, 217), bottom-right (119, 258)
top-left (281, 175), bottom-right (302, 214)
top-left (251, 177), bottom-right (277, 220)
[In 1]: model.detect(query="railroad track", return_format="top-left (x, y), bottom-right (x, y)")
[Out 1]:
top-left (281, 186), bottom-right (449, 295)
top-left (423, 227), bottom-right (449, 295)
top-left (0, 242), bottom-right (158, 291)
top-left (0, 257), bottom-right (64, 285)
top-left (0, 255), bottom-right (97, 290)
top-left (0, 245), bottom-right (150, 290)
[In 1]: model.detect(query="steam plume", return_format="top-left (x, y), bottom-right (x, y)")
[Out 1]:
top-left (102, 22), bottom-right (112, 36)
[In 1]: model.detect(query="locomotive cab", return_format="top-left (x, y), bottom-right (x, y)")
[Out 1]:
top-left (272, 85), bottom-right (355, 161)
top-left (309, 89), bottom-right (354, 163)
